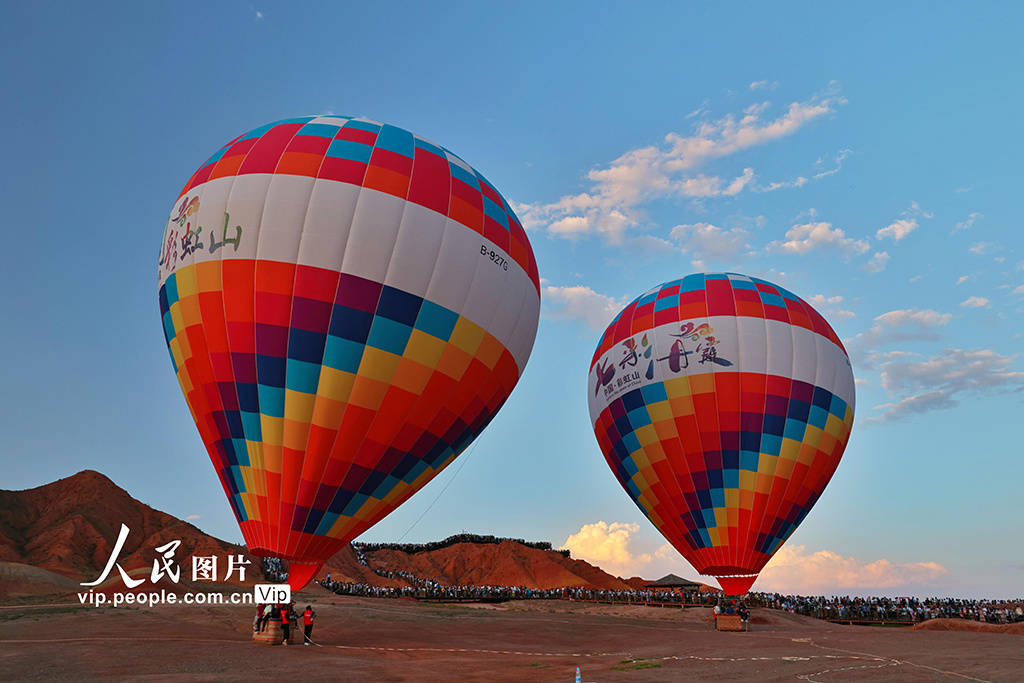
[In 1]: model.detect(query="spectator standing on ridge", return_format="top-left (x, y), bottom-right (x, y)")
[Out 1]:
top-left (303, 605), bottom-right (317, 645)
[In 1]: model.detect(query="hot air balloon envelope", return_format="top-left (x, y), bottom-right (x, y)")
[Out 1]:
top-left (158, 116), bottom-right (540, 589)
top-left (588, 273), bottom-right (854, 594)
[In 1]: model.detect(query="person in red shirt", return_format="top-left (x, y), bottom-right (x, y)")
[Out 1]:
top-left (279, 603), bottom-right (291, 645)
top-left (302, 605), bottom-right (316, 645)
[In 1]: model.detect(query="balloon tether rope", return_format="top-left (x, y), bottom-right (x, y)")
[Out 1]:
top-left (395, 440), bottom-right (481, 542)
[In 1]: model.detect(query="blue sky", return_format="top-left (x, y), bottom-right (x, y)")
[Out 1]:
top-left (1, 1), bottom-right (1021, 598)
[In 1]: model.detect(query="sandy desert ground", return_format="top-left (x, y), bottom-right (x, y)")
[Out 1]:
top-left (1, 591), bottom-right (1021, 682)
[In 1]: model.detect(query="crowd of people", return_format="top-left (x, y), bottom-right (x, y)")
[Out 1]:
top-left (261, 557), bottom-right (288, 583)
top-left (319, 573), bottom-right (1023, 626)
top-left (352, 534), bottom-right (569, 557)
top-left (319, 578), bottom-right (717, 605)
top-left (751, 593), bottom-right (1024, 624)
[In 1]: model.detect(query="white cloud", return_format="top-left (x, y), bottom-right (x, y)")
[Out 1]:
top-left (863, 251), bottom-right (890, 273)
top-left (877, 309), bottom-right (951, 327)
top-left (806, 294), bottom-right (855, 321)
top-left (685, 100), bottom-right (710, 119)
top-left (848, 309), bottom-right (953, 365)
top-left (676, 168), bottom-right (755, 197)
top-left (518, 85), bottom-right (846, 242)
top-left (969, 242), bottom-right (995, 255)
top-left (548, 215), bottom-right (592, 238)
top-left (757, 175), bottom-right (808, 192)
top-left (1013, 285), bottom-right (1024, 295)
top-left (876, 202), bottom-right (930, 241)
top-left (876, 218), bottom-right (917, 241)
top-left (810, 148), bottom-right (851, 180)
top-left (768, 220), bottom-right (869, 256)
top-left (749, 80), bottom-right (779, 91)
top-left (954, 212), bottom-right (982, 232)
top-left (757, 545), bottom-right (948, 594)
top-left (909, 275), bottom-right (923, 283)
top-left (956, 275), bottom-right (969, 286)
top-left (669, 222), bottom-right (752, 264)
top-left (185, 514), bottom-right (201, 521)
top-left (960, 296), bottom-right (990, 308)
top-left (756, 149), bottom-right (852, 193)
top-left (562, 522), bottom-right (663, 578)
top-left (543, 285), bottom-right (626, 331)
top-left (870, 348), bottom-right (1024, 421)
top-left (955, 186), bottom-right (973, 193)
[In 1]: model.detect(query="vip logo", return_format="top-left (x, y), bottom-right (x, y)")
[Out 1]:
top-left (255, 584), bottom-right (291, 604)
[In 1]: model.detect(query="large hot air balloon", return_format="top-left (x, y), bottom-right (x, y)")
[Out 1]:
top-left (158, 116), bottom-right (539, 590)
top-left (587, 273), bottom-right (854, 594)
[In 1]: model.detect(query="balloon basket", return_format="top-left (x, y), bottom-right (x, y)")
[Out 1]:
top-left (715, 614), bottom-right (747, 632)
top-left (252, 621), bottom-right (298, 645)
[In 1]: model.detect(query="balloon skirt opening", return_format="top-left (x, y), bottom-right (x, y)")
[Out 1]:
top-left (715, 575), bottom-right (757, 595)
top-left (287, 562), bottom-right (322, 592)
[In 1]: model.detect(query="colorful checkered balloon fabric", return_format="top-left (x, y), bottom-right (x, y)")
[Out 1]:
top-left (158, 116), bottom-right (540, 582)
top-left (588, 273), bottom-right (855, 595)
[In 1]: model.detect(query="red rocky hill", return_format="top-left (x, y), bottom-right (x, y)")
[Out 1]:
top-left (0, 470), bottom-right (260, 597)
top-left (358, 542), bottom-right (635, 590)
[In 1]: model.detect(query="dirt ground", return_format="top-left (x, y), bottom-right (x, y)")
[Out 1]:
top-left (1, 591), bottom-right (1021, 682)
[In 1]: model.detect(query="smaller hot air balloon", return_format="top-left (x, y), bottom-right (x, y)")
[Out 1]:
top-left (588, 273), bottom-right (855, 594)
top-left (158, 115), bottom-right (540, 590)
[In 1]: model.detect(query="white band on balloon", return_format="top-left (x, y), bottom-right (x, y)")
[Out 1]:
top-left (159, 175), bottom-right (540, 375)
top-left (587, 314), bottom-right (855, 423)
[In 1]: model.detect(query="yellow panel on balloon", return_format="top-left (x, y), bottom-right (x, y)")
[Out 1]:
top-left (449, 317), bottom-right (485, 356)
top-left (317, 367), bottom-right (356, 404)
top-left (283, 389), bottom-right (317, 422)
top-left (804, 426), bottom-right (824, 451)
top-left (404, 329), bottom-right (446, 368)
top-left (634, 424), bottom-right (659, 447)
top-left (663, 376), bottom-right (691, 399)
top-left (175, 265), bottom-right (198, 298)
top-left (357, 347), bottom-right (402, 385)
top-left (261, 416), bottom-right (284, 448)
top-left (780, 437), bottom-right (802, 461)
top-left (757, 452), bottom-right (779, 475)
